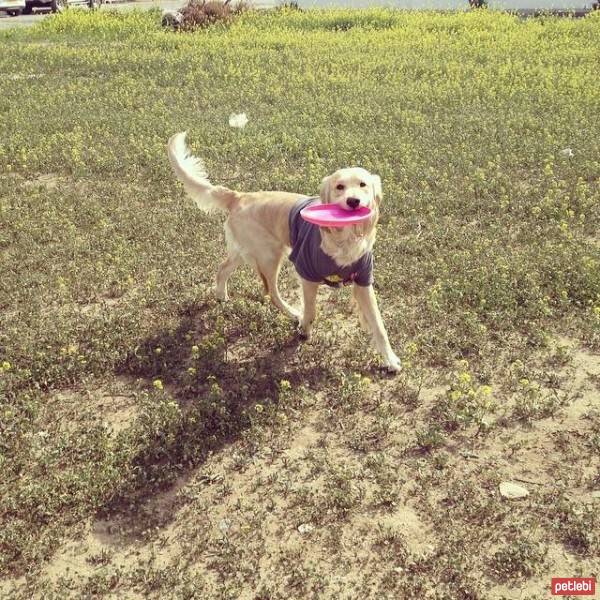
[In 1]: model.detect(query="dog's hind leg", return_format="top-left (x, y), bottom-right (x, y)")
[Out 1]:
top-left (215, 252), bottom-right (243, 301)
top-left (215, 221), bottom-right (244, 301)
top-left (256, 252), bottom-right (301, 321)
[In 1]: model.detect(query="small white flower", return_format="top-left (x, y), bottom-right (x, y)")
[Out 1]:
top-left (218, 518), bottom-right (231, 533)
top-left (229, 113), bottom-right (248, 129)
top-left (297, 523), bottom-right (314, 534)
top-left (560, 148), bottom-right (574, 157)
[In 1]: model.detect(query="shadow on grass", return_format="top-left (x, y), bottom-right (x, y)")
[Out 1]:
top-left (98, 298), bottom-right (329, 545)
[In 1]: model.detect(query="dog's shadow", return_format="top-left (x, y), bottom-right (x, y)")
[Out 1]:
top-left (96, 297), bottom-right (329, 547)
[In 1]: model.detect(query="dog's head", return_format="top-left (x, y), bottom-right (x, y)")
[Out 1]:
top-left (319, 167), bottom-right (382, 212)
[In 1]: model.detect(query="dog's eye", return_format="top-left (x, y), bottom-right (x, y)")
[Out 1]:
top-left (336, 184), bottom-right (345, 191)
top-left (359, 182), bottom-right (367, 187)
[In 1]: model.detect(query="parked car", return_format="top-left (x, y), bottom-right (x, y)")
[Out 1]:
top-left (0, 0), bottom-right (26, 16)
top-left (23, 0), bottom-right (101, 13)
top-left (0, 0), bottom-right (100, 15)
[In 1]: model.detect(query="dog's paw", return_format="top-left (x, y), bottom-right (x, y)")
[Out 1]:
top-left (384, 353), bottom-right (402, 373)
top-left (299, 328), bottom-right (312, 340)
top-left (214, 288), bottom-right (228, 302)
top-left (296, 322), bottom-right (311, 340)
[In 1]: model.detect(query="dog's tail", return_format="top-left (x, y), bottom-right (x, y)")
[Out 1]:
top-left (167, 131), bottom-right (238, 213)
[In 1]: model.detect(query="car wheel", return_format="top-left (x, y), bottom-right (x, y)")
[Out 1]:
top-left (7, 8), bottom-right (22, 14)
top-left (51, 0), bottom-right (67, 12)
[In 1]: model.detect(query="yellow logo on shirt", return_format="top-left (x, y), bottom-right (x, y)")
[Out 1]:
top-left (324, 274), bottom-right (342, 283)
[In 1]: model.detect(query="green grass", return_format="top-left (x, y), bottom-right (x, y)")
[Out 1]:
top-left (1, 7), bottom-right (599, 598)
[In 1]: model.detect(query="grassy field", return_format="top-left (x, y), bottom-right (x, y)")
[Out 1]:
top-left (1, 6), bottom-right (600, 598)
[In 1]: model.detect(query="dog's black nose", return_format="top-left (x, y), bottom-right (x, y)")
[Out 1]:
top-left (346, 197), bottom-right (360, 209)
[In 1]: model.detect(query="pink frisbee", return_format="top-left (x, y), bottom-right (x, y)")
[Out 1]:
top-left (300, 203), bottom-right (372, 228)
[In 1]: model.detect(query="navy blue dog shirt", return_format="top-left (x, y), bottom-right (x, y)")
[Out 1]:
top-left (288, 197), bottom-right (374, 288)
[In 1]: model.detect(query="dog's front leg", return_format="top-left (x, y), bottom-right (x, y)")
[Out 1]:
top-left (299, 279), bottom-right (320, 339)
top-left (352, 284), bottom-right (401, 372)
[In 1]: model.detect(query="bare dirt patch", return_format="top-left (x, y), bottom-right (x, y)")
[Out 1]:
top-left (47, 376), bottom-right (140, 436)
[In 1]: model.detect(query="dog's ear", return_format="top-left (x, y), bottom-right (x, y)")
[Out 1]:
top-left (371, 174), bottom-right (382, 207)
top-left (319, 174), bottom-right (333, 204)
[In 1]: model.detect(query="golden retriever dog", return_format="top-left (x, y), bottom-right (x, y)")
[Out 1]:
top-left (167, 132), bottom-right (401, 372)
